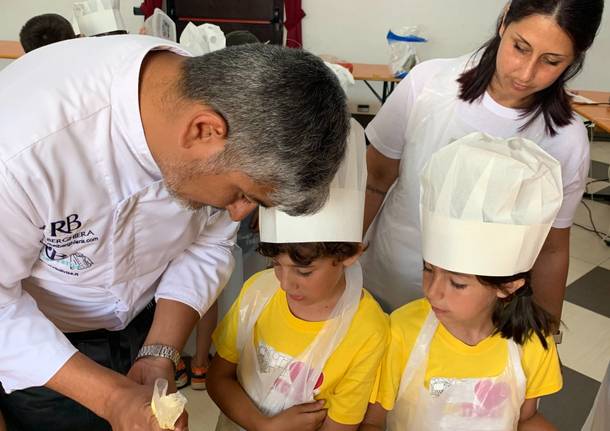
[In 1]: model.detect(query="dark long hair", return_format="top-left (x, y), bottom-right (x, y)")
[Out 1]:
top-left (478, 272), bottom-right (557, 349)
top-left (457, 0), bottom-right (604, 136)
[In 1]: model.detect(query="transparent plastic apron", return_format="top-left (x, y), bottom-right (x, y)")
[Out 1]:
top-left (387, 311), bottom-right (526, 431)
top-left (361, 55), bottom-right (545, 309)
top-left (216, 262), bottom-right (363, 431)
top-left (387, 312), bottom-right (525, 431)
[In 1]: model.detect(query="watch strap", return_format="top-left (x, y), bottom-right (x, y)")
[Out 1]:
top-left (135, 344), bottom-right (181, 369)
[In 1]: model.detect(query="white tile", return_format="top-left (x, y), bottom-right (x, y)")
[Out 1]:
top-left (567, 257), bottom-right (597, 285)
top-left (585, 177), bottom-right (610, 194)
top-left (558, 301), bottom-right (610, 382)
top-left (600, 258), bottom-right (610, 271)
top-left (569, 223), bottom-right (610, 265)
top-left (183, 387), bottom-right (219, 431)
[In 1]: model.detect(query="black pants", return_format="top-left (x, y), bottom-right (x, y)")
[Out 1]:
top-left (0, 302), bottom-right (155, 431)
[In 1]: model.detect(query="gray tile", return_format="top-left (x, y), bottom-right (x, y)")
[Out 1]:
top-left (566, 267), bottom-right (610, 318)
top-left (540, 366), bottom-right (600, 431)
top-left (590, 160), bottom-right (610, 180)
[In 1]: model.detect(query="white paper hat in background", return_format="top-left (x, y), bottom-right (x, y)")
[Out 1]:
top-left (73, 0), bottom-right (126, 36)
top-left (260, 119), bottom-right (367, 243)
top-left (324, 62), bottom-right (354, 92)
top-left (143, 8), bottom-right (177, 42)
top-left (71, 14), bottom-right (81, 36)
top-left (179, 22), bottom-right (226, 56)
top-left (420, 132), bottom-right (563, 276)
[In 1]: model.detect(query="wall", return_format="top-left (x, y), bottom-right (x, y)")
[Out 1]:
top-left (301, 0), bottom-right (610, 112)
top-left (1, 1), bottom-right (609, 109)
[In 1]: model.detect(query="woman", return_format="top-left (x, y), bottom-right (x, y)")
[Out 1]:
top-left (361, 0), bottom-right (604, 320)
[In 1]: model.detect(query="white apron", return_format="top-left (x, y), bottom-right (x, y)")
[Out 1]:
top-left (361, 55), bottom-right (546, 310)
top-left (216, 262), bottom-right (363, 431)
top-left (387, 311), bottom-right (526, 431)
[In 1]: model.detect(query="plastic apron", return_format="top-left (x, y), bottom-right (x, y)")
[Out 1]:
top-left (216, 262), bottom-right (363, 431)
top-left (360, 55), bottom-right (546, 311)
top-left (387, 312), bottom-right (526, 431)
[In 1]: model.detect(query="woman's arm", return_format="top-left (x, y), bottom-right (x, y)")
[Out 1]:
top-left (207, 354), bottom-right (327, 431)
top-left (358, 403), bottom-right (387, 431)
top-left (530, 227), bottom-right (570, 322)
top-left (518, 398), bottom-right (557, 431)
top-left (363, 146), bottom-right (400, 234)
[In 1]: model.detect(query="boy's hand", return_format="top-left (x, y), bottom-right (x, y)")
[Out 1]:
top-left (265, 400), bottom-right (326, 431)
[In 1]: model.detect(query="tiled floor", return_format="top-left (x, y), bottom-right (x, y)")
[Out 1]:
top-left (539, 139), bottom-right (610, 430)
top-left (183, 139), bottom-right (610, 431)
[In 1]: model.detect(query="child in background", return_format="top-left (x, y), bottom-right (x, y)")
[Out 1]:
top-left (208, 120), bottom-right (389, 431)
top-left (19, 13), bottom-right (76, 53)
top-left (361, 132), bottom-right (563, 431)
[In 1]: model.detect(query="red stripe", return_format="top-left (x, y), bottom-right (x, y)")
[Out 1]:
top-left (178, 17), bottom-right (271, 25)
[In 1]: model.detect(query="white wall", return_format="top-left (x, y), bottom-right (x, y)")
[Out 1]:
top-left (1, 1), bottom-right (609, 109)
top-left (301, 0), bottom-right (610, 112)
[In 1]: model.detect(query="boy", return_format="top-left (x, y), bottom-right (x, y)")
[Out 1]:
top-left (208, 120), bottom-right (389, 431)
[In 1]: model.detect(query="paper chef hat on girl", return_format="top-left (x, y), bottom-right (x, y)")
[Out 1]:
top-left (259, 119), bottom-right (366, 243)
top-left (420, 132), bottom-right (563, 276)
top-left (73, 0), bottom-right (126, 36)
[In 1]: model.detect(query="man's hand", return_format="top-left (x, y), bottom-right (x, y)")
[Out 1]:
top-left (127, 357), bottom-right (189, 430)
top-left (46, 352), bottom-right (188, 431)
top-left (264, 401), bottom-right (327, 431)
top-left (103, 382), bottom-right (168, 431)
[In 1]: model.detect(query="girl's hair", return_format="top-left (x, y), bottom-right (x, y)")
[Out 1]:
top-left (457, 0), bottom-right (604, 136)
top-left (257, 242), bottom-right (360, 266)
top-left (478, 272), bottom-right (557, 349)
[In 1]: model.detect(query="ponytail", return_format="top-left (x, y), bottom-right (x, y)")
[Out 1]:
top-left (478, 274), bottom-right (557, 350)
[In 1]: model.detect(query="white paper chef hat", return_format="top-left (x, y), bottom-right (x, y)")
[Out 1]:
top-left (420, 132), bottom-right (563, 276)
top-left (73, 0), bottom-right (126, 36)
top-left (259, 118), bottom-right (366, 243)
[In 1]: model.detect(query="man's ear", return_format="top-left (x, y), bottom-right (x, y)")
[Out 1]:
top-left (496, 278), bottom-right (526, 299)
top-left (180, 109), bottom-right (228, 158)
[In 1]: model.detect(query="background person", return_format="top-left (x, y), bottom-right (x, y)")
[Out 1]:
top-left (19, 13), bottom-right (76, 53)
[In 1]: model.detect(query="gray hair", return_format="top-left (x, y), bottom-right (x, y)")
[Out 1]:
top-left (179, 44), bottom-right (349, 216)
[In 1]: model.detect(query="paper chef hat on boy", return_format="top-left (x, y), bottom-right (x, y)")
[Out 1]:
top-left (259, 119), bottom-right (366, 243)
top-left (420, 132), bottom-right (563, 276)
top-left (73, 0), bottom-right (126, 36)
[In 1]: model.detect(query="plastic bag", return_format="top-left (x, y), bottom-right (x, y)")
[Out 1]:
top-left (151, 378), bottom-right (187, 430)
top-left (179, 22), bottom-right (226, 56)
top-left (143, 8), bottom-right (176, 42)
top-left (387, 27), bottom-right (427, 78)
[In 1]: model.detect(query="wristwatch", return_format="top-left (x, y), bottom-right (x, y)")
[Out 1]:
top-left (135, 344), bottom-right (181, 370)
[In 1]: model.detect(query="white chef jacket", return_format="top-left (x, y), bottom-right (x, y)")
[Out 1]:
top-left (0, 35), bottom-right (238, 392)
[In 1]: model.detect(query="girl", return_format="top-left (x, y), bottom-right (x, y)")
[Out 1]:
top-left (361, 0), bottom-right (604, 318)
top-left (362, 133), bottom-right (564, 430)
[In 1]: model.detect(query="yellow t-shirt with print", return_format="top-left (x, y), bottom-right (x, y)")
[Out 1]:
top-left (376, 298), bottom-right (562, 411)
top-left (213, 270), bottom-right (389, 425)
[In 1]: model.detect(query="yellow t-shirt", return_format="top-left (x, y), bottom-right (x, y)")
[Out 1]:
top-left (213, 270), bottom-right (389, 425)
top-left (376, 298), bottom-right (562, 411)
